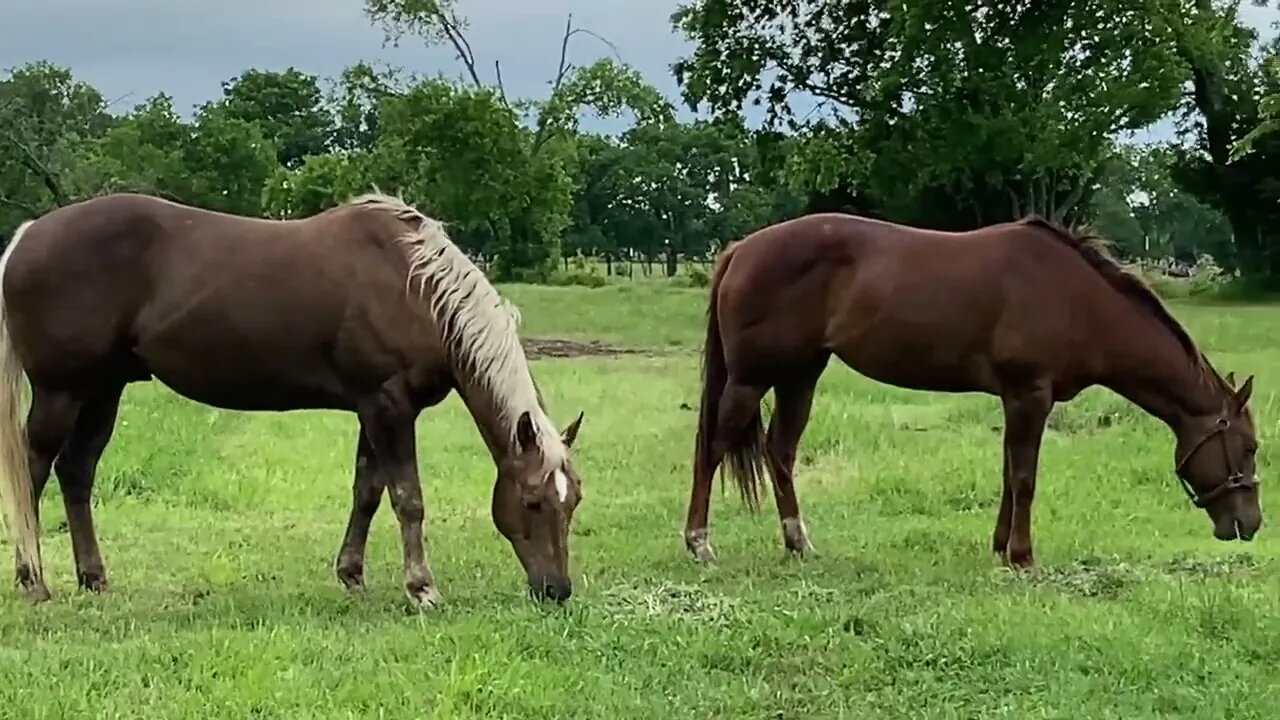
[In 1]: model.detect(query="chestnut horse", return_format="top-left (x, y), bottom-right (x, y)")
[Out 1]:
top-left (686, 212), bottom-right (1261, 567)
top-left (0, 192), bottom-right (586, 606)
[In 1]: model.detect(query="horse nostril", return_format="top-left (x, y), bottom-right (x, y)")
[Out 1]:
top-left (543, 580), bottom-right (572, 603)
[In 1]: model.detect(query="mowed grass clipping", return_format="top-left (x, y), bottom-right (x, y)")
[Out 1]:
top-left (1, 284), bottom-right (1280, 719)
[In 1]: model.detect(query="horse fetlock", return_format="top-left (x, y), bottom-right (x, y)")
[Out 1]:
top-left (405, 580), bottom-right (441, 609)
top-left (781, 516), bottom-right (815, 556)
top-left (1005, 544), bottom-right (1035, 570)
top-left (15, 564), bottom-right (52, 603)
top-left (335, 555), bottom-right (366, 591)
top-left (685, 528), bottom-right (717, 563)
top-left (76, 568), bottom-right (109, 593)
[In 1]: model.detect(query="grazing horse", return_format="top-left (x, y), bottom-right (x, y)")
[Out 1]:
top-left (686, 212), bottom-right (1261, 567)
top-left (0, 192), bottom-right (586, 606)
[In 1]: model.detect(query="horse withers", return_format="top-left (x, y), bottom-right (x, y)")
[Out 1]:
top-left (0, 192), bottom-right (587, 606)
top-left (687, 212), bottom-right (1261, 567)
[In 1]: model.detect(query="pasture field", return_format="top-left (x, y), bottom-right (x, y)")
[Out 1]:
top-left (1, 282), bottom-right (1279, 719)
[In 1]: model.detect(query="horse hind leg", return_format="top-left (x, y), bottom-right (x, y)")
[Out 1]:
top-left (765, 355), bottom-right (828, 557)
top-left (684, 378), bottom-right (768, 563)
top-left (51, 385), bottom-right (125, 592)
top-left (15, 388), bottom-right (81, 593)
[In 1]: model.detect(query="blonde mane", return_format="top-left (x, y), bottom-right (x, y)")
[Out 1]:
top-left (344, 193), bottom-right (567, 470)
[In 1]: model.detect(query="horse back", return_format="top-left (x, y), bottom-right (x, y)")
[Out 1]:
top-left (4, 194), bottom-right (440, 407)
top-left (714, 213), bottom-right (1132, 393)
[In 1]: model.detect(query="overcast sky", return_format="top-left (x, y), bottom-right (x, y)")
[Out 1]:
top-left (2, 0), bottom-right (1277, 140)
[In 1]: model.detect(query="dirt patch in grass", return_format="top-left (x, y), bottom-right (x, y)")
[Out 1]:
top-left (522, 337), bottom-right (639, 359)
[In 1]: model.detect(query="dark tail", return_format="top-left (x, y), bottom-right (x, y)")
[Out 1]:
top-left (694, 244), bottom-right (767, 513)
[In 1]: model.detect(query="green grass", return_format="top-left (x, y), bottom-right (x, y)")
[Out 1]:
top-left (3, 284), bottom-right (1280, 719)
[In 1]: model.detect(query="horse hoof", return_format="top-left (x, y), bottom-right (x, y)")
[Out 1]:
top-left (692, 543), bottom-right (717, 563)
top-left (782, 518), bottom-right (815, 557)
top-left (337, 568), bottom-right (365, 593)
top-left (406, 584), bottom-right (441, 609)
top-left (22, 580), bottom-right (52, 604)
top-left (685, 529), bottom-right (717, 563)
top-left (786, 541), bottom-right (817, 559)
top-left (78, 573), bottom-right (109, 594)
top-left (1003, 549), bottom-right (1036, 572)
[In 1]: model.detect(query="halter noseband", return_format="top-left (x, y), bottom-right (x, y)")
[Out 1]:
top-left (1174, 416), bottom-right (1257, 509)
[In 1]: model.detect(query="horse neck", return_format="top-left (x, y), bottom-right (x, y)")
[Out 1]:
top-left (1095, 321), bottom-right (1222, 431)
top-left (454, 373), bottom-right (560, 469)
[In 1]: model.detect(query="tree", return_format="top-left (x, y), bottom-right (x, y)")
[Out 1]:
top-left (182, 103), bottom-right (279, 216)
top-left (262, 152), bottom-right (372, 219)
top-left (671, 0), bottom-right (1187, 229)
top-left (1089, 145), bottom-right (1234, 262)
top-left (0, 61), bottom-right (113, 232)
top-left (360, 1), bottom-right (680, 275)
top-left (1233, 54), bottom-right (1280, 158)
top-left (328, 62), bottom-right (404, 153)
top-left (212, 68), bottom-right (336, 169)
top-left (367, 77), bottom-right (574, 278)
top-left (1164, 0), bottom-right (1280, 276)
top-left (81, 94), bottom-right (190, 200)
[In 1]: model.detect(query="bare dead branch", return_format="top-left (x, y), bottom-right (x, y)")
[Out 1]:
top-left (104, 91), bottom-right (137, 112)
top-left (494, 60), bottom-right (507, 103)
top-left (436, 7), bottom-right (483, 88)
top-left (529, 14), bottom-right (579, 154)
top-left (552, 14), bottom-right (576, 96)
top-left (570, 27), bottom-right (625, 64)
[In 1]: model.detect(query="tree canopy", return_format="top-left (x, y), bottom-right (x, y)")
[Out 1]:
top-left (2, 0), bottom-right (1277, 284)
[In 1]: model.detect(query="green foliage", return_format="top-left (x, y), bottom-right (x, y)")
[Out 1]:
top-left (1162, 0), bottom-right (1280, 276)
top-left (369, 78), bottom-right (573, 278)
top-left (4, 0), bottom-right (1278, 283)
top-left (1231, 54), bottom-right (1280, 159)
top-left (262, 152), bottom-right (372, 219)
top-left (212, 68), bottom-right (335, 169)
top-left (672, 0), bottom-right (1187, 229)
top-left (182, 104), bottom-right (280, 216)
top-left (0, 61), bottom-right (112, 232)
top-left (1090, 145), bottom-right (1234, 263)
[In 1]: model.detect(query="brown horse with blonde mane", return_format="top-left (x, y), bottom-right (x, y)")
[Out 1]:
top-left (0, 192), bottom-right (586, 606)
top-left (686, 212), bottom-right (1261, 567)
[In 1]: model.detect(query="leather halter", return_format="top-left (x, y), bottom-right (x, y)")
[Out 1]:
top-left (1174, 416), bottom-right (1257, 509)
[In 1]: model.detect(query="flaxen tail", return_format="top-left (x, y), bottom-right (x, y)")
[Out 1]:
top-left (0, 221), bottom-right (45, 598)
top-left (694, 244), bottom-right (767, 513)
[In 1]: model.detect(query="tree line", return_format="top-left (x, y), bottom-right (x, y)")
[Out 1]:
top-left (1, 0), bottom-right (1277, 284)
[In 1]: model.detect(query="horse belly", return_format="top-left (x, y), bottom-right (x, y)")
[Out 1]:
top-left (830, 302), bottom-right (999, 394)
top-left (142, 346), bottom-right (350, 412)
top-left (133, 290), bottom-right (355, 411)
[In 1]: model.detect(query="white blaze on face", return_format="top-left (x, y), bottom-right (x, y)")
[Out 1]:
top-left (553, 469), bottom-right (569, 503)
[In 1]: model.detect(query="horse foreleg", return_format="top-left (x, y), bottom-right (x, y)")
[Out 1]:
top-left (991, 449), bottom-right (1014, 559)
top-left (335, 424), bottom-right (383, 592)
top-left (52, 385), bottom-right (124, 592)
top-left (999, 382), bottom-right (1052, 569)
top-left (360, 396), bottom-right (438, 609)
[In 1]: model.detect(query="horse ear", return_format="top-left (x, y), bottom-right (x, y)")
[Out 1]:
top-left (1225, 371), bottom-right (1236, 389)
top-left (516, 411), bottom-right (539, 454)
top-left (561, 411), bottom-right (584, 448)
top-left (1234, 375), bottom-right (1254, 410)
